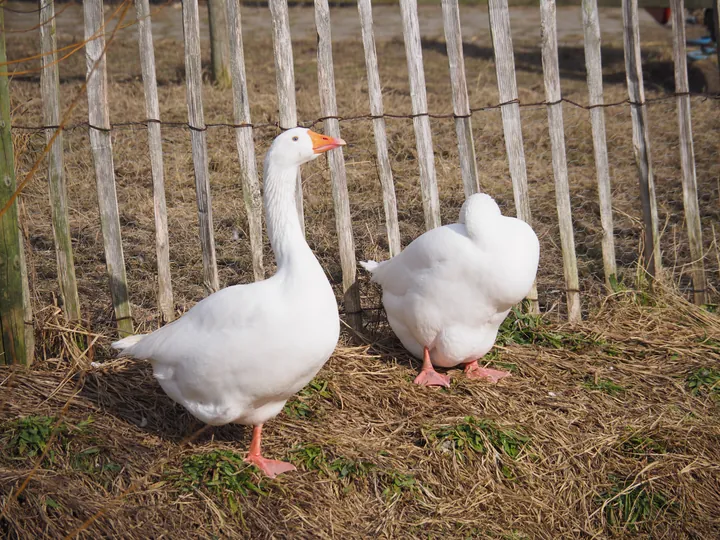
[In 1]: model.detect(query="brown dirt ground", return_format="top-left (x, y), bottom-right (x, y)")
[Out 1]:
top-left (1, 1), bottom-right (720, 538)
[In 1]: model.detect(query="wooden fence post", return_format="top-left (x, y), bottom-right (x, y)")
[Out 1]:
top-left (207, 0), bottom-right (231, 88)
top-left (268, 0), bottom-right (304, 233)
top-left (84, 0), bottom-right (134, 336)
top-left (621, 0), bottom-right (661, 281)
top-left (181, 0), bottom-right (220, 293)
top-left (357, 0), bottom-right (401, 257)
top-left (314, 0), bottom-right (362, 331)
top-left (441, 0), bottom-right (480, 197)
top-left (487, 0), bottom-right (539, 313)
top-left (540, 0), bottom-right (581, 322)
top-left (581, 0), bottom-right (617, 290)
top-left (226, 0), bottom-right (264, 281)
top-left (0, 7), bottom-right (31, 365)
top-left (40, 0), bottom-right (81, 321)
top-left (135, 0), bottom-right (175, 322)
top-left (670, 0), bottom-right (706, 305)
top-left (399, 0), bottom-right (441, 231)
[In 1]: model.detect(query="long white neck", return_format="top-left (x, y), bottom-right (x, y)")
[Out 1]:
top-left (263, 160), bottom-right (310, 269)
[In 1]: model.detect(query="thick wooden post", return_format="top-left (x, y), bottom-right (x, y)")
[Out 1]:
top-left (357, 0), bottom-right (401, 257)
top-left (135, 0), bottom-right (175, 321)
top-left (314, 0), bottom-right (362, 331)
top-left (84, 0), bottom-right (134, 336)
top-left (540, 0), bottom-right (581, 322)
top-left (0, 7), bottom-right (30, 365)
top-left (226, 0), bottom-right (264, 281)
top-left (268, 0), bottom-right (304, 233)
top-left (399, 0), bottom-right (441, 230)
top-left (670, 0), bottom-right (706, 305)
top-left (582, 0), bottom-right (617, 290)
top-left (181, 0), bottom-right (220, 293)
top-left (622, 0), bottom-right (661, 280)
top-left (441, 0), bottom-right (480, 197)
top-left (40, 0), bottom-right (81, 321)
top-left (207, 0), bottom-right (231, 88)
top-left (487, 0), bottom-right (539, 313)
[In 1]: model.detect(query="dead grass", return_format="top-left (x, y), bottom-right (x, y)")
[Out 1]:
top-left (2, 4), bottom-right (720, 538)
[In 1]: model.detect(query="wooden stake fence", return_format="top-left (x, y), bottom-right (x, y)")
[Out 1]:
top-left (5, 0), bottom-right (715, 357)
top-left (670, 0), bottom-right (706, 305)
top-left (268, 0), bottom-right (304, 232)
top-left (181, 0), bottom-right (220, 294)
top-left (399, 0), bottom-right (441, 231)
top-left (622, 0), bottom-right (661, 281)
top-left (540, 0), bottom-right (581, 323)
top-left (0, 6), bottom-right (30, 365)
top-left (84, 0), bottom-right (133, 336)
top-left (226, 0), bottom-right (265, 282)
top-left (135, 0), bottom-right (175, 322)
top-left (581, 0), bottom-right (617, 290)
top-left (488, 0), bottom-right (539, 313)
top-left (40, 0), bottom-right (81, 322)
top-left (357, 0), bottom-right (401, 257)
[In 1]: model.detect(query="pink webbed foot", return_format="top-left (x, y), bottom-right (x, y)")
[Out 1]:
top-left (413, 369), bottom-right (451, 388)
top-left (463, 361), bottom-right (511, 383)
top-left (244, 424), bottom-right (296, 479)
top-left (413, 346), bottom-right (451, 388)
top-left (244, 454), bottom-right (296, 479)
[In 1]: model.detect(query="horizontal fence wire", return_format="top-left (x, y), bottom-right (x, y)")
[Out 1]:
top-left (9, 92), bottom-right (720, 133)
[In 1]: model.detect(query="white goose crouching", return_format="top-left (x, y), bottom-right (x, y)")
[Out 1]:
top-left (361, 193), bottom-right (539, 387)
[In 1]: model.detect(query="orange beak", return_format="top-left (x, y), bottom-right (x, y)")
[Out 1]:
top-left (308, 130), bottom-right (346, 154)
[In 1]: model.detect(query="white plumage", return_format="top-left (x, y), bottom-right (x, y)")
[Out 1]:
top-left (111, 128), bottom-right (345, 477)
top-left (362, 193), bottom-right (539, 386)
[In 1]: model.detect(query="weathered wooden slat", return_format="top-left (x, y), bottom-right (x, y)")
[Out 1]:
top-left (135, 0), bottom-right (175, 323)
top-left (357, 0), bottom-right (401, 257)
top-left (0, 6), bottom-right (30, 365)
top-left (398, 0), bottom-right (441, 230)
top-left (207, 0), bottom-right (231, 88)
top-left (621, 0), bottom-right (661, 279)
top-left (487, 0), bottom-right (538, 312)
top-left (181, 0), bottom-right (220, 293)
top-left (19, 209), bottom-right (35, 364)
top-left (715, 0), bottom-right (720, 78)
top-left (84, 0), bottom-right (133, 336)
top-left (441, 0), bottom-right (480, 197)
top-left (40, 0), bottom-right (81, 322)
top-left (582, 0), bottom-right (617, 290)
top-left (314, 0), bottom-right (362, 331)
top-left (268, 0), bottom-right (304, 233)
top-left (226, 0), bottom-right (264, 281)
top-left (670, 0), bottom-right (706, 305)
top-left (540, 0), bottom-right (581, 322)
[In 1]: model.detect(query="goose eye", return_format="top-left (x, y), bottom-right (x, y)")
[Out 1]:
top-left (292, 136), bottom-right (299, 142)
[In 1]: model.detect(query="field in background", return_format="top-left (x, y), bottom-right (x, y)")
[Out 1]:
top-left (1, 2), bottom-right (720, 538)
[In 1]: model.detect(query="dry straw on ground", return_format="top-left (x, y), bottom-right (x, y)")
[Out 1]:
top-left (1, 4), bottom-right (720, 538)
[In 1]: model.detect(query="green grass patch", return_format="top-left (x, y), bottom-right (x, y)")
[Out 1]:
top-left (497, 307), bottom-right (605, 352)
top-left (283, 378), bottom-right (336, 420)
top-left (600, 476), bottom-right (673, 532)
top-left (619, 434), bottom-right (667, 456)
top-left (686, 367), bottom-right (720, 399)
top-left (583, 377), bottom-right (625, 396)
top-left (425, 416), bottom-right (530, 460)
top-left (1, 416), bottom-right (94, 462)
top-left (174, 450), bottom-right (267, 513)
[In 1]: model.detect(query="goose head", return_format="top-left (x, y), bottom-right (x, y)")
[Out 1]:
top-left (265, 127), bottom-right (346, 169)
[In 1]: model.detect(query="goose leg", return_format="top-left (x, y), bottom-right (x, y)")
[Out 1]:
top-left (413, 347), bottom-right (451, 388)
top-left (244, 424), bottom-right (296, 478)
top-left (463, 360), bottom-right (510, 383)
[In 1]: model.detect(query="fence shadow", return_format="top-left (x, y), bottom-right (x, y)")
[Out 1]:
top-left (422, 38), bottom-right (719, 94)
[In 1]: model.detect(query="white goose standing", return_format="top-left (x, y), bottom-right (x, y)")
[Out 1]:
top-left (361, 193), bottom-right (539, 387)
top-left (112, 128), bottom-right (344, 478)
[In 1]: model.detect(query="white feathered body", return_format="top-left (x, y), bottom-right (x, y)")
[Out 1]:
top-left (113, 262), bottom-right (339, 426)
top-left (363, 193), bottom-right (539, 368)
